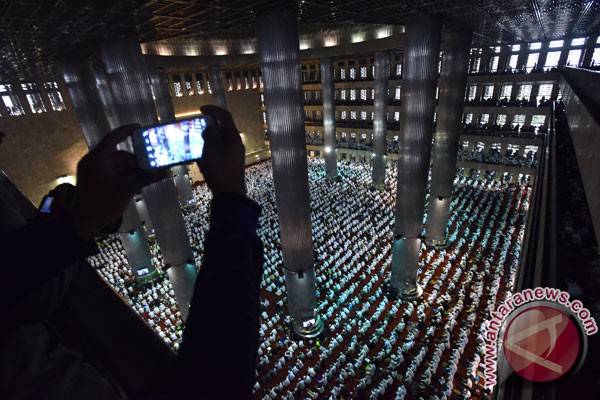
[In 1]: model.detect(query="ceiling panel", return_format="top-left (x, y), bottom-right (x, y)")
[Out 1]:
top-left (0, 0), bottom-right (598, 80)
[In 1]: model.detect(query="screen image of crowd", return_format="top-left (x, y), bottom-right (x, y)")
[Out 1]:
top-left (87, 158), bottom-right (531, 399)
top-left (145, 118), bottom-right (206, 167)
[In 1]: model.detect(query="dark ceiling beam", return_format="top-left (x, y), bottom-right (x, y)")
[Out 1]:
top-left (572, 0), bottom-right (596, 34)
top-left (302, 0), bottom-right (381, 21)
top-left (1, 0), bottom-right (599, 80)
top-left (464, 0), bottom-right (517, 43)
top-left (531, 0), bottom-right (547, 41)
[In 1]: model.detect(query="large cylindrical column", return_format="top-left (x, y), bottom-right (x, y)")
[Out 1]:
top-left (425, 31), bottom-right (473, 246)
top-left (148, 67), bottom-right (176, 123)
top-left (172, 165), bottom-right (194, 207)
top-left (320, 58), bottom-right (337, 178)
top-left (119, 202), bottom-right (157, 279)
top-left (372, 52), bottom-right (390, 187)
top-left (62, 60), bottom-right (112, 148)
top-left (134, 195), bottom-right (154, 234)
top-left (62, 59), bottom-right (155, 279)
top-left (93, 63), bottom-right (156, 240)
top-left (208, 65), bottom-right (227, 109)
top-left (148, 67), bottom-right (195, 207)
top-left (139, 181), bottom-right (193, 267)
top-left (142, 179), bottom-right (196, 318)
top-left (497, 44), bottom-right (511, 72)
top-left (390, 15), bottom-right (442, 298)
top-left (582, 38), bottom-right (596, 67)
top-left (480, 45), bottom-right (492, 74)
top-left (99, 35), bottom-right (196, 319)
top-left (92, 62), bottom-right (122, 130)
top-left (257, 9), bottom-right (323, 338)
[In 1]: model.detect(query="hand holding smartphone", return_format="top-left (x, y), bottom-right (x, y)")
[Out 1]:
top-left (131, 115), bottom-right (215, 170)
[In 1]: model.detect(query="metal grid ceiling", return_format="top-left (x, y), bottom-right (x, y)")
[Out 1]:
top-left (1, 0), bottom-right (599, 80)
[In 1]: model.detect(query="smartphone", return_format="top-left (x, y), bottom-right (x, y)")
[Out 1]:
top-left (132, 116), bottom-right (214, 170)
top-left (39, 195), bottom-right (54, 214)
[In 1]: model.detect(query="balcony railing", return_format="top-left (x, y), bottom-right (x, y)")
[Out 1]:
top-left (462, 125), bottom-right (546, 139)
top-left (465, 97), bottom-right (553, 107)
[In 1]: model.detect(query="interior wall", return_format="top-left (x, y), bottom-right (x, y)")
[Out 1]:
top-left (170, 87), bottom-right (267, 180)
top-left (172, 91), bottom-right (264, 151)
top-left (225, 89), bottom-right (266, 155)
top-left (0, 77), bottom-right (266, 205)
top-left (0, 105), bottom-right (87, 205)
top-left (560, 71), bottom-right (600, 241)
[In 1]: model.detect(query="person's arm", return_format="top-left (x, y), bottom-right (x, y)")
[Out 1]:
top-left (0, 125), bottom-right (165, 310)
top-left (177, 193), bottom-right (263, 399)
top-left (174, 105), bottom-right (262, 399)
top-left (0, 216), bottom-right (96, 307)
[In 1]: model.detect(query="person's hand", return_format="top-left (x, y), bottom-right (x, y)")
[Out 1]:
top-left (69, 125), bottom-right (167, 241)
top-left (198, 105), bottom-right (246, 196)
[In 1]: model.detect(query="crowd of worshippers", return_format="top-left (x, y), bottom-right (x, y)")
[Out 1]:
top-left (306, 121), bottom-right (547, 160)
top-left (254, 161), bottom-right (529, 399)
top-left (306, 132), bottom-right (324, 145)
top-left (87, 184), bottom-right (216, 350)
top-left (387, 137), bottom-right (400, 154)
top-left (88, 239), bottom-right (185, 349)
top-left (87, 158), bottom-right (531, 399)
top-left (457, 145), bottom-right (539, 168)
top-left (304, 132), bottom-right (400, 155)
top-left (463, 122), bottom-right (547, 139)
top-left (305, 132), bottom-right (375, 151)
top-left (465, 95), bottom-right (553, 107)
top-left (337, 135), bottom-right (372, 151)
top-left (337, 135), bottom-right (403, 154)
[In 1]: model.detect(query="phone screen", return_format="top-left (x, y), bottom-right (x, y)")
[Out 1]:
top-left (39, 196), bottom-right (53, 214)
top-left (134, 116), bottom-right (209, 169)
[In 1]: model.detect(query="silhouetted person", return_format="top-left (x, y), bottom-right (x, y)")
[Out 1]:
top-left (0, 105), bottom-right (263, 399)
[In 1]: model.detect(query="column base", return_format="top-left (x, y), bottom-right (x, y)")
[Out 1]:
top-left (389, 284), bottom-right (424, 300)
top-left (291, 313), bottom-right (324, 339)
top-left (425, 238), bottom-right (450, 249)
top-left (401, 284), bottom-right (424, 299)
top-left (166, 262), bottom-right (198, 321)
top-left (283, 267), bottom-right (324, 338)
top-left (180, 201), bottom-right (196, 210)
top-left (136, 269), bottom-right (160, 284)
top-left (370, 182), bottom-right (385, 191)
top-left (425, 196), bottom-right (451, 245)
top-left (390, 237), bottom-right (422, 299)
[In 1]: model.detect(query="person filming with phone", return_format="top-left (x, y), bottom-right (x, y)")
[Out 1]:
top-left (0, 105), bottom-right (263, 400)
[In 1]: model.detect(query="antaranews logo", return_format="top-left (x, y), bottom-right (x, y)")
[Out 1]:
top-left (483, 287), bottom-right (598, 390)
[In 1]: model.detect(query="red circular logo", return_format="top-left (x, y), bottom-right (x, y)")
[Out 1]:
top-left (503, 305), bottom-right (581, 382)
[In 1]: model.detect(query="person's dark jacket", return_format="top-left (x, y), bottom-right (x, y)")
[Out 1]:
top-left (0, 192), bottom-right (263, 400)
top-left (176, 192), bottom-right (263, 399)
